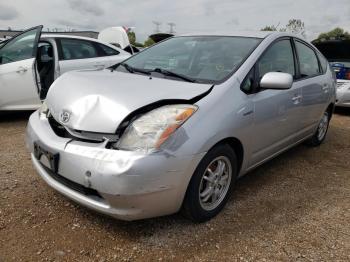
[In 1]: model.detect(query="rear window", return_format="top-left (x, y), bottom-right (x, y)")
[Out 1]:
top-left (98, 43), bottom-right (120, 56)
top-left (60, 38), bottom-right (98, 60)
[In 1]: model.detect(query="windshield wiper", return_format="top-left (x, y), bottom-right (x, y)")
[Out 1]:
top-left (111, 62), bottom-right (150, 75)
top-left (150, 68), bottom-right (196, 83)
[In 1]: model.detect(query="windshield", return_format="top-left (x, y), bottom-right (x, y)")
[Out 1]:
top-left (0, 40), bottom-right (7, 49)
top-left (118, 36), bottom-right (262, 84)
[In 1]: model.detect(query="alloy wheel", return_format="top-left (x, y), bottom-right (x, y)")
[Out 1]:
top-left (199, 156), bottom-right (232, 211)
top-left (317, 112), bottom-right (329, 141)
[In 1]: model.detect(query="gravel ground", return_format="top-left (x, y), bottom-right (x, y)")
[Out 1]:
top-left (0, 109), bottom-right (349, 261)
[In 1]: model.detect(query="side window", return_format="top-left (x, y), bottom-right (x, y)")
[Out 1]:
top-left (98, 44), bottom-right (120, 56)
top-left (258, 39), bottom-right (295, 79)
top-left (60, 39), bottom-right (98, 60)
top-left (295, 41), bottom-right (321, 77)
top-left (0, 28), bottom-right (40, 65)
top-left (318, 52), bottom-right (329, 73)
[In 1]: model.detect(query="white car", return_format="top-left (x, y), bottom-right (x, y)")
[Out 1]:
top-left (0, 26), bottom-right (130, 111)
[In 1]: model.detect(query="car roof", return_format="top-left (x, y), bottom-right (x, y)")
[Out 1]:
top-left (178, 31), bottom-right (298, 39)
top-left (40, 34), bottom-right (128, 53)
top-left (41, 34), bottom-right (100, 41)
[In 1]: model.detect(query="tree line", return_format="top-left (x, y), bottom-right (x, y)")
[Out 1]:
top-left (261, 19), bottom-right (350, 42)
top-left (128, 19), bottom-right (350, 48)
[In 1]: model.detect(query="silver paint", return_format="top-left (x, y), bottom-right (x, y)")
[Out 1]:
top-left (26, 32), bottom-right (336, 220)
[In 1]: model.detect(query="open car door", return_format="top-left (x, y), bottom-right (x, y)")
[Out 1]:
top-left (0, 25), bottom-right (42, 111)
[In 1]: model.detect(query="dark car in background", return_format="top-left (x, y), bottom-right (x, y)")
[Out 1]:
top-left (314, 39), bottom-right (350, 107)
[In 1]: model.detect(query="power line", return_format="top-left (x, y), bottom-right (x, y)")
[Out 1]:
top-left (152, 21), bottom-right (162, 33)
top-left (167, 22), bottom-right (176, 34)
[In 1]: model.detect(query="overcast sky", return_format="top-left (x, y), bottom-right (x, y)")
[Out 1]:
top-left (0, 0), bottom-right (349, 41)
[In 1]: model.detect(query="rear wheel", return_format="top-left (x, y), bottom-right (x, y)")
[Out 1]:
top-left (182, 144), bottom-right (238, 222)
top-left (306, 110), bottom-right (330, 147)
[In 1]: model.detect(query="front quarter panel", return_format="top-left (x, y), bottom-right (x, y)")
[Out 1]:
top-left (162, 77), bottom-right (253, 176)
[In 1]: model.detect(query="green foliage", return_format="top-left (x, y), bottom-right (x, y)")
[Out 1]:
top-left (261, 19), bottom-right (305, 38)
top-left (133, 42), bottom-right (144, 47)
top-left (144, 38), bottom-right (155, 47)
top-left (127, 31), bottom-right (136, 45)
top-left (261, 25), bottom-right (278, 31)
top-left (285, 19), bottom-right (305, 38)
top-left (315, 27), bottom-right (350, 42)
top-left (127, 31), bottom-right (145, 48)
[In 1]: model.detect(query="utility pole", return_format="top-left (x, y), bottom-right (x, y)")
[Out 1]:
top-left (167, 22), bottom-right (176, 34)
top-left (153, 21), bottom-right (161, 33)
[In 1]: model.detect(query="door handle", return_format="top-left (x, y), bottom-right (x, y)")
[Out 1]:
top-left (292, 95), bottom-right (302, 104)
top-left (322, 84), bottom-right (329, 93)
top-left (16, 66), bottom-right (28, 73)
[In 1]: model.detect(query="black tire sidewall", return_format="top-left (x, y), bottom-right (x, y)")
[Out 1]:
top-left (183, 144), bottom-right (238, 222)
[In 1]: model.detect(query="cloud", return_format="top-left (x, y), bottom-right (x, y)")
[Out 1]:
top-left (226, 18), bottom-right (239, 26)
top-left (53, 19), bottom-right (96, 30)
top-left (0, 4), bottom-right (19, 20)
top-left (1, 0), bottom-right (350, 42)
top-left (67, 0), bottom-right (104, 16)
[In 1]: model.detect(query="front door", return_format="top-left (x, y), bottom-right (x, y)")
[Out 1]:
top-left (249, 38), bottom-right (303, 167)
top-left (0, 26), bottom-right (42, 110)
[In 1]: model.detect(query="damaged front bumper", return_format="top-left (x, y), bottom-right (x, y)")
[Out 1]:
top-left (26, 112), bottom-right (204, 220)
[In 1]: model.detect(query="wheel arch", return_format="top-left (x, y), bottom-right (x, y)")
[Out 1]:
top-left (326, 102), bottom-right (335, 119)
top-left (212, 137), bottom-right (244, 174)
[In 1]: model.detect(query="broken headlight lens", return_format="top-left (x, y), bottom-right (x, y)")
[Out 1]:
top-left (116, 104), bottom-right (198, 153)
top-left (38, 101), bottom-right (49, 118)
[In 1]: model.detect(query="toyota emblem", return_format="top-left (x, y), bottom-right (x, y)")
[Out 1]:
top-left (60, 111), bottom-right (71, 123)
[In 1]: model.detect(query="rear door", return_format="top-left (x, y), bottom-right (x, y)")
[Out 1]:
top-left (57, 38), bottom-right (102, 75)
top-left (57, 38), bottom-right (125, 75)
top-left (0, 26), bottom-right (42, 110)
top-left (94, 42), bottom-right (130, 66)
top-left (294, 39), bottom-right (329, 133)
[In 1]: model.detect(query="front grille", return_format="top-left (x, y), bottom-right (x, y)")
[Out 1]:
top-left (48, 116), bottom-right (70, 138)
top-left (41, 164), bottom-right (103, 199)
top-left (48, 116), bottom-right (117, 144)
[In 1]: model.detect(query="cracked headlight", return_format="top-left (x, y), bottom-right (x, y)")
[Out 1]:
top-left (116, 104), bottom-right (198, 153)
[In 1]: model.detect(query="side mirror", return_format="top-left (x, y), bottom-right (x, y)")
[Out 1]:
top-left (260, 72), bottom-right (293, 90)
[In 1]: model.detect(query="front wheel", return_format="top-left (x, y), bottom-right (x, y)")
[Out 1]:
top-left (306, 110), bottom-right (330, 147)
top-left (182, 144), bottom-right (238, 222)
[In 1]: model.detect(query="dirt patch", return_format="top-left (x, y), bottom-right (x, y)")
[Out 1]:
top-left (0, 110), bottom-right (349, 261)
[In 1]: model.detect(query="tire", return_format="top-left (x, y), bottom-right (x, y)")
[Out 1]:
top-left (306, 110), bottom-right (330, 147)
top-left (182, 144), bottom-right (238, 222)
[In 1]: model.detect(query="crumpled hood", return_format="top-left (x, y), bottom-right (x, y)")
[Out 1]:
top-left (46, 70), bottom-right (212, 133)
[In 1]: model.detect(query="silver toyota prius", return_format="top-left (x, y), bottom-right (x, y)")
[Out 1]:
top-left (26, 31), bottom-right (336, 222)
